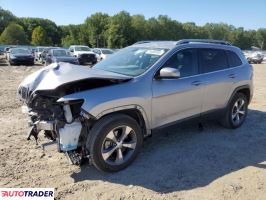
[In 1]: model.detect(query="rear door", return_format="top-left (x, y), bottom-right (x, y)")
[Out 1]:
top-left (199, 48), bottom-right (235, 113)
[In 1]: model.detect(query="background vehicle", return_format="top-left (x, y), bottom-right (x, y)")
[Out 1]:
top-left (247, 52), bottom-right (264, 64)
top-left (92, 48), bottom-right (114, 61)
top-left (4, 47), bottom-right (11, 60)
top-left (45, 48), bottom-right (79, 65)
top-left (34, 46), bottom-right (46, 61)
top-left (69, 45), bottom-right (97, 65)
top-left (9, 48), bottom-right (34, 65)
top-left (18, 39), bottom-right (253, 172)
top-left (40, 47), bottom-right (60, 64)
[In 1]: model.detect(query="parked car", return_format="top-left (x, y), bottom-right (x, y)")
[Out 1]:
top-left (40, 47), bottom-right (60, 64)
top-left (69, 45), bottom-right (97, 65)
top-left (18, 39), bottom-right (253, 172)
top-left (34, 46), bottom-right (46, 61)
top-left (247, 52), bottom-right (264, 64)
top-left (4, 47), bottom-right (11, 60)
top-left (9, 48), bottom-right (34, 65)
top-left (92, 48), bottom-right (114, 61)
top-left (45, 48), bottom-right (79, 65)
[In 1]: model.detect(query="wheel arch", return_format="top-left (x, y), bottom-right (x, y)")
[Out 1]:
top-left (228, 85), bottom-right (251, 105)
top-left (95, 106), bottom-right (151, 137)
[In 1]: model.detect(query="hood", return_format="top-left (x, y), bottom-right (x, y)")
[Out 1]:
top-left (12, 53), bottom-right (32, 57)
top-left (76, 51), bottom-right (95, 55)
top-left (18, 62), bottom-right (132, 94)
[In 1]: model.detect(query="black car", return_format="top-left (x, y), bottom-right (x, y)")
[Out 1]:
top-left (9, 48), bottom-right (34, 66)
top-left (45, 48), bottom-right (79, 65)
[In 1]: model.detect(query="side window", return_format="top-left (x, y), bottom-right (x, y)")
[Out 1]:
top-left (199, 49), bottom-right (228, 73)
top-left (162, 49), bottom-right (198, 78)
top-left (48, 50), bottom-right (52, 55)
top-left (226, 51), bottom-right (242, 67)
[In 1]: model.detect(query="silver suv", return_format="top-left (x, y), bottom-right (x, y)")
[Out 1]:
top-left (18, 39), bottom-right (253, 172)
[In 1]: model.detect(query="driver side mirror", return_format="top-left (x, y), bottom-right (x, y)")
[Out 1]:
top-left (158, 67), bottom-right (180, 79)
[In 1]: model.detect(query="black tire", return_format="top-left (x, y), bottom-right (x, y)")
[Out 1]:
top-left (220, 93), bottom-right (248, 129)
top-left (87, 114), bottom-right (143, 172)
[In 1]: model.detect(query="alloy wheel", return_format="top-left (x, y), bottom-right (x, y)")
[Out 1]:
top-left (101, 126), bottom-right (137, 166)
top-left (231, 98), bottom-right (246, 126)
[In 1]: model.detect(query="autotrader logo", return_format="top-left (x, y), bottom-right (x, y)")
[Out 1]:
top-left (0, 188), bottom-right (54, 199)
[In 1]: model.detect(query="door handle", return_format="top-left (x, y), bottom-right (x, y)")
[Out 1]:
top-left (191, 81), bottom-right (202, 86)
top-left (228, 74), bottom-right (236, 79)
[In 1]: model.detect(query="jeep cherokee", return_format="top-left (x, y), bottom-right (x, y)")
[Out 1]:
top-left (17, 39), bottom-right (253, 172)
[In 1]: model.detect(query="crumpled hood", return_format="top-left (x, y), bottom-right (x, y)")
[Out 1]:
top-left (19, 62), bottom-right (132, 93)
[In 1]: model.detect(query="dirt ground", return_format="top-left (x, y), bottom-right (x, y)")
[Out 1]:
top-left (0, 56), bottom-right (265, 200)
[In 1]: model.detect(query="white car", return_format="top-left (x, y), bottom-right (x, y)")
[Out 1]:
top-left (93, 48), bottom-right (114, 61)
top-left (34, 46), bottom-right (47, 61)
top-left (69, 45), bottom-right (97, 65)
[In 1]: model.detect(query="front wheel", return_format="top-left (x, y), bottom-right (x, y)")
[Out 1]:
top-left (220, 93), bottom-right (248, 129)
top-left (87, 114), bottom-right (143, 172)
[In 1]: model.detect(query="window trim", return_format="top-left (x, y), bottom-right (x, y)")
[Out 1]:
top-left (226, 50), bottom-right (243, 68)
top-left (154, 47), bottom-right (200, 79)
top-left (198, 48), bottom-right (229, 74)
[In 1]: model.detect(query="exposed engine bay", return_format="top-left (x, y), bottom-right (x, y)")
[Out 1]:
top-left (17, 63), bottom-right (132, 165)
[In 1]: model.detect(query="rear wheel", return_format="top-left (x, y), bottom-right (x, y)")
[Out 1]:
top-left (220, 93), bottom-right (248, 129)
top-left (87, 114), bottom-right (143, 172)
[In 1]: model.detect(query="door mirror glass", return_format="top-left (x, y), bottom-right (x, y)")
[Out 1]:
top-left (159, 67), bottom-right (180, 79)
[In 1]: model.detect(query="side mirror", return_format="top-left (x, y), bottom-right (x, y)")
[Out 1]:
top-left (158, 67), bottom-right (180, 79)
top-left (70, 49), bottom-right (74, 52)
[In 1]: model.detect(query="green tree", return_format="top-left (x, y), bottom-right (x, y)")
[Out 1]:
top-left (0, 23), bottom-right (28, 44)
top-left (131, 15), bottom-right (147, 42)
top-left (107, 11), bottom-right (133, 48)
top-left (31, 26), bottom-right (52, 45)
top-left (0, 7), bottom-right (18, 34)
top-left (84, 12), bottom-right (110, 47)
top-left (60, 24), bottom-right (84, 47)
top-left (21, 18), bottom-right (61, 45)
top-left (256, 29), bottom-right (266, 49)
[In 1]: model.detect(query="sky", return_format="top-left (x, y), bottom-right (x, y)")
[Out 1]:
top-left (0, 0), bottom-right (265, 30)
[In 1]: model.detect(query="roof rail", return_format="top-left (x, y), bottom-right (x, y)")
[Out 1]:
top-left (134, 40), bottom-right (174, 45)
top-left (176, 39), bottom-right (231, 46)
top-left (134, 41), bottom-right (153, 45)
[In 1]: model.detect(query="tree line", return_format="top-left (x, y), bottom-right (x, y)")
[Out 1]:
top-left (0, 7), bottom-right (266, 49)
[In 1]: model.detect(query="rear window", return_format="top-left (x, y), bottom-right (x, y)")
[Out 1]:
top-left (226, 51), bottom-right (242, 67)
top-left (199, 49), bottom-right (228, 73)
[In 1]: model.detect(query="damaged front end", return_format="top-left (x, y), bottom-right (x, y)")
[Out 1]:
top-left (20, 90), bottom-right (93, 164)
top-left (17, 62), bottom-right (131, 165)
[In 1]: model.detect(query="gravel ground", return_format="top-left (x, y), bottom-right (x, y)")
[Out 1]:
top-left (0, 56), bottom-right (265, 200)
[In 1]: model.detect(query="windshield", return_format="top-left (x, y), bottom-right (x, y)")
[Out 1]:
top-left (102, 49), bottom-right (114, 54)
top-left (38, 48), bottom-right (44, 52)
top-left (53, 49), bottom-right (67, 56)
top-left (11, 48), bottom-right (30, 54)
top-left (93, 47), bottom-right (168, 76)
top-left (75, 46), bottom-right (91, 51)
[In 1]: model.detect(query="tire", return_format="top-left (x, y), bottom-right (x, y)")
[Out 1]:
top-left (87, 114), bottom-right (143, 172)
top-left (220, 93), bottom-right (248, 129)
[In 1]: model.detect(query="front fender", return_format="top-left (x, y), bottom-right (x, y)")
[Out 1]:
top-left (57, 81), bottom-right (152, 131)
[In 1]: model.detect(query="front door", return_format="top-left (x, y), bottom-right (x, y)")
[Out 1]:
top-left (151, 48), bottom-right (204, 128)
